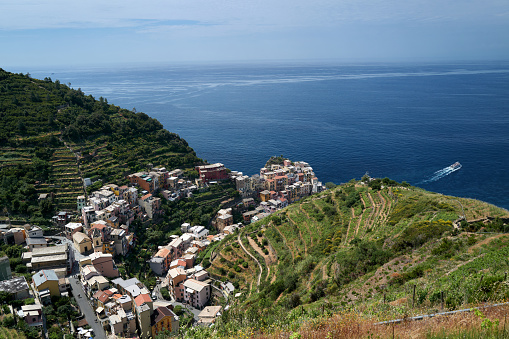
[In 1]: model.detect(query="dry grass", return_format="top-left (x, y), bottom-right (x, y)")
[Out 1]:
top-left (246, 304), bottom-right (509, 339)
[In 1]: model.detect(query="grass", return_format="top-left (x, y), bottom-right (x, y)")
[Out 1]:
top-left (200, 180), bottom-right (509, 339)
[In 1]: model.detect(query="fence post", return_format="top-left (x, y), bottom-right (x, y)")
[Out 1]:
top-left (412, 284), bottom-right (416, 308)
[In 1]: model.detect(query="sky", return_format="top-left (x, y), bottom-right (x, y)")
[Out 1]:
top-left (1, 0), bottom-right (509, 67)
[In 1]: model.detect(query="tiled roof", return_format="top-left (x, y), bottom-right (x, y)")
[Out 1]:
top-left (93, 291), bottom-right (109, 303)
top-left (155, 248), bottom-right (170, 258)
top-left (151, 306), bottom-right (175, 325)
top-left (134, 293), bottom-right (152, 307)
top-left (141, 194), bottom-right (152, 201)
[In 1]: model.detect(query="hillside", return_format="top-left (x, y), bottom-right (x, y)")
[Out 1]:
top-left (203, 180), bottom-right (509, 338)
top-left (0, 69), bottom-right (202, 222)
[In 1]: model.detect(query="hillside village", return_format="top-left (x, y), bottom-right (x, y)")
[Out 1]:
top-left (0, 157), bottom-right (325, 339)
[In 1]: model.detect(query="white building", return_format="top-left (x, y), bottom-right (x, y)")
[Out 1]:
top-left (183, 279), bottom-right (210, 309)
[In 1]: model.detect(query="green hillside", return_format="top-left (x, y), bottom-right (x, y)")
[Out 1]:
top-left (203, 180), bottom-right (509, 338)
top-left (0, 68), bottom-right (201, 222)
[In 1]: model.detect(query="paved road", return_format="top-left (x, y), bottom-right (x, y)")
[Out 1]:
top-left (69, 276), bottom-right (107, 339)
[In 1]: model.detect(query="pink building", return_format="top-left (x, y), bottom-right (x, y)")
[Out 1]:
top-left (168, 268), bottom-right (186, 301)
top-left (20, 304), bottom-right (43, 328)
top-left (183, 279), bottom-right (210, 309)
top-left (89, 252), bottom-right (119, 278)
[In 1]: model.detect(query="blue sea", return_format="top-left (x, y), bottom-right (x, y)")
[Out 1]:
top-left (24, 62), bottom-right (509, 210)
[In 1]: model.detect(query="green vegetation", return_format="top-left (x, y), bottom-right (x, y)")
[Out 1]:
top-left (5, 69), bottom-right (509, 339)
top-left (0, 68), bottom-right (201, 216)
top-left (264, 155), bottom-right (288, 168)
top-left (205, 180), bottom-right (509, 338)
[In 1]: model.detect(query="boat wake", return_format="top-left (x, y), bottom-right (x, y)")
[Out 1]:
top-left (419, 162), bottom-right (462, 184)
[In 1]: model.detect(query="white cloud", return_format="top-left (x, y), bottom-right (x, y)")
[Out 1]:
top-left (1, 0), bottom-right (508, 31)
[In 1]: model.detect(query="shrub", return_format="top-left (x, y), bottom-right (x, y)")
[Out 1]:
top-left (24, 298), bottom-right (35, 305)
top-left (160, 288), bottom-right (170, 300)
top-left (432, 238), bottom-right (464, 258)
top-left (392, 220), bottom-right (453, 252)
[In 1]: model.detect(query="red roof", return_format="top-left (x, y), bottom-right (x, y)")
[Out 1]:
top-left (134, 293), bottom-right (152, 307)
top-left (103, 289), bottom-right (114, 296)
top-left (90, 223), bottom-right (107, 230)
top-left (141, 194), bottom-right (152, 201)
top-left (93, 291), bottom-right (109, 303)
top-left (155, 248), bottom-right (170, 258)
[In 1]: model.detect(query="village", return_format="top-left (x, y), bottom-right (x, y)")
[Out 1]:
top-left (0, 158), bottom-right (325, 339)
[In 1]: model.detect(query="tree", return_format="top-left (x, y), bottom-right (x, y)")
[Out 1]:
top-left (0, 291), bottom-right (13, 304)
top-left (2, 314), bottom-right (15, 328)
top-left (48, 326), bottom-right (64, 339)
top-left (325, 182), bottom-right (336, 189)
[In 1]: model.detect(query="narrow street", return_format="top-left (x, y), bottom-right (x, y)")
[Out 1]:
top-left (69, 276), bottom-right (107, 339)
top-left (170, 301), bottom-right (201, 322)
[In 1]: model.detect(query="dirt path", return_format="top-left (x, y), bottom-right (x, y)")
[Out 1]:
top-left (274, 226), bottom-right (295, 261)
top-left (360, 193), bottom-right (368, 209)
top-left (383, 190), bottom-right (393, 222)
top-left (366, 192), bottom-right (380, 229)
top-left (247, 236), bottom-right (275, 282)
top-left (298, 229), bottom-right (308, 255)
top-left (290, 211), bottom-right (314, 247)
top-left (447, 253), bottom-right (486, 276)
top-left (237, 234), bottom-right (262, 292)
top-left (368, 192), bottom-right (376, 207)
top-left (354, 209), bottom-right (365, 236)
top-left (322, 264), bottom-right (328, 280)
top-left (468, 234), bottom-right (505, 253)
top-left (364, 205), bottom-right (375, 230)
top-left (344, 208), bottom-right (355, 244)
top-left (299, 203), bottom-right (313, 220)
top-left (377, 191), bottom-right (388, 225)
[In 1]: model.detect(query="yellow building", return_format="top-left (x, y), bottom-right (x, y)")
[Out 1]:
top-left (33, 269), bottom-right (60, 297)
top-left (151, 306), bottom-right (179, 337)
top-left (73, 232), bottom-right (92, 254)
top-left (260, 190), bottom-right (271, 202)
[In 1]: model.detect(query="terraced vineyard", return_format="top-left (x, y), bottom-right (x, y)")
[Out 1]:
top-left (0, 68), bottom-right (203, 219)
top-left (209, 181), bottom-right (509, 314)
top-left (46, 145), bottom-right (83, 209)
